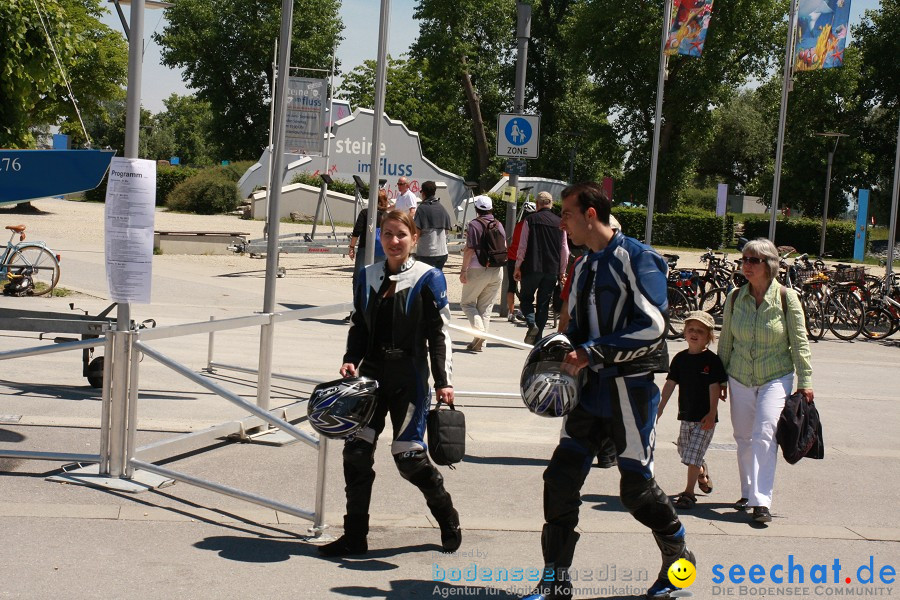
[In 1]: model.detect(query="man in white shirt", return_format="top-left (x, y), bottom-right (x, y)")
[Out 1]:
top-left (393, 177), bottom-right (418, 217)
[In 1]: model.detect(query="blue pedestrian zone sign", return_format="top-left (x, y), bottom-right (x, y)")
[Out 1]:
top-left (505, 118), bottom-right (532, 146)
top-left (496, 113), bottom-right (540, 159)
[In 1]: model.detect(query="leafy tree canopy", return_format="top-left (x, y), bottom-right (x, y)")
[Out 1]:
top-left (155, 0), bottom-right (342, 160)
top-left (0, 0), bottom-right (127, 148)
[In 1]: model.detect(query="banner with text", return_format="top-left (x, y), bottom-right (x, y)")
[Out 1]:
top-left (285, 76), bottom-right (327, 155)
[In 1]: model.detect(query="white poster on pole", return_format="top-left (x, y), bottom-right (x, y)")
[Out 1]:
top-left (285, 76), bottom-right (327, 155)
top-left (104, 157), bottom-right (156, 303)
top-left (716, 183), bottom-right (728, 217)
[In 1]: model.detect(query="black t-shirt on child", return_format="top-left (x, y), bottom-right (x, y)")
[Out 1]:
top-left (667, 348), bottom-right (727, 422)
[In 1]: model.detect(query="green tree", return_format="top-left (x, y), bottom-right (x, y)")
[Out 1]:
top-left (411, 0), bottom-right (516, 187)
top-left (696, 90), bottom-right (774, 192)
top-left (750, 47), bottom-right (871, 219)
top-left (855, 1), bottom-right (900, 228)
top-left (151, 93), bottom-right (218, 166)
top-left (339, 55), bottom-right (472, 177)
top-left (528, 0), bottom-right (623, 184)
top-left (154, 0), bottom-right (342, 160)
top-left (0, 0), bottom-right (127, 147)
top-left (569, 0), bottom-right (787, 211)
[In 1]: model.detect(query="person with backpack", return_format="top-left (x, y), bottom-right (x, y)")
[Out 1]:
top-left (459, 195), bottom-right (506, 352)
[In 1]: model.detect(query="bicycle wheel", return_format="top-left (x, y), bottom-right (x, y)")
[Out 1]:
top-left (698, 286), bottom-right (727, 323)
top-left (8, 245), bottom-right (60, 296)
top-left (826, 288), bottom-right (864, 340)
top-left (802, 296), bottom-right (827, 341)
top-left (666, 286), bottom-right (691, 339)
top-left (861, 304), bottom-right (899, 340)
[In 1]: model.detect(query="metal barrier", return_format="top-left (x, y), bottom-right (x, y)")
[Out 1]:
top-left (0, 336), bottom-right (110, 466)
top-left (206, 320), bottom-right (530, 401)
top-left (1, 302), bottom-right (354, 537)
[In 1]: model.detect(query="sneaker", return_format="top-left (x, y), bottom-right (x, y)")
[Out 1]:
top-left (507, 313), bottom-right (516, 323)
top-left (514, 309), bottom-right (526, 322)
top-left (524, 325), bottom-right (539, 345)
top-left (647, 526), bottom-right (695, 599)
top-left (753, 506), bottom-right (772, 523)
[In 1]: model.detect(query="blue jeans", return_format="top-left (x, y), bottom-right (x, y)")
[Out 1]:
top-left (520, 271), bottom-right (557, 335)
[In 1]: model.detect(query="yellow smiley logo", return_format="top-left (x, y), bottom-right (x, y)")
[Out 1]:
top-left (667, 558), bottom-right (696, 588)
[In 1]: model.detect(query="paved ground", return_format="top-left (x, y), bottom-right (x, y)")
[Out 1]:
top-left (0, 199), bottom-right (898, 600)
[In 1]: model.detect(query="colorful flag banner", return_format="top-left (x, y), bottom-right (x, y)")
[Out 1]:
top-left (794, 0), bottom-right (852, 71)
top-left (665, 0), bottom-right (715, 58)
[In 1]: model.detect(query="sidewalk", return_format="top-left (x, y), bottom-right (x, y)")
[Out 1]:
top-left (0, 200), bottom-right (898, 599)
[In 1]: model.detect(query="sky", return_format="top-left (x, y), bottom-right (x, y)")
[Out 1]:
top-left (101, 0), bottom-right (882, 114)
top-left (100, 0), bottom-right (419, 113)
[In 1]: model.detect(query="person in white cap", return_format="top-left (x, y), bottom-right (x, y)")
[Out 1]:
top-left (459, 195), bottom-right (506, 351)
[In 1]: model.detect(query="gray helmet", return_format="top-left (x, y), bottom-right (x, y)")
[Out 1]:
top-left (307, 377), bottom-right (378, 439)
top-left (520, 333), bottom-right (584, 417)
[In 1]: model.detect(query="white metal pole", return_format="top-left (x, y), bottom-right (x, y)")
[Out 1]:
top-left (820, 150), bottom-right (834, 257)
top-left (365, 0), bottom-right (391, 265)
top-left (886, 113), bottom-right (900, 278)
top-left (769, 0), bottom-right (799, 241)
top-left (646, 0), bottom-right (673, 245)
top-left (119, 0), bottom-right (146, 332)
top-left (264, 39), bottom-right (278, 240)
top-left (258, 0), bottom-right (295, 411)
top-left (324, 42), bottom-right (337, 175)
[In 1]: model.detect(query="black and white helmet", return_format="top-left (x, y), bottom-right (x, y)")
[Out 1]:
top-left (307, 377), bottom-right (378, 439)
top-left (520, 333), bottom-right (584, 417)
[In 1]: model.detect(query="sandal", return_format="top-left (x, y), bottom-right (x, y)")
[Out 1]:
top-left (674, 493), bottom-right (697, 509)
top-left (698, 461), bottom-right (713, 494)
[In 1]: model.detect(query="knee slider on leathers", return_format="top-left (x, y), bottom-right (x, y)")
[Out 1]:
top-left (394, 449), bottom-right (442, 488)
top-left (620, 471), bottom-right (680, 534)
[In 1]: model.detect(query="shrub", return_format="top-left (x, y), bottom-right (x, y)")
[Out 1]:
top-left (742, 217), bottom-right (857, 257)
top-left (611, 207), bottom-right (732, 249)
top-left (680, 187), bottom-right (719, 212)
top-left (156, 165), bottom-right (199, 206)
top-left (211, 161), bottom-right (255, 183)
top-left (290, 172), bottom-right (361, 197)
top-left (166, 172), bottom-right (240, 214)
top-left (86, 164), bottom-right (203, 205)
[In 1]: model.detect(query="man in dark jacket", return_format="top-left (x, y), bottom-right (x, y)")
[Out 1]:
top-left (514, 191), bottom-right (569, 344)
top-left (414, 180), bottom-right (453, 271)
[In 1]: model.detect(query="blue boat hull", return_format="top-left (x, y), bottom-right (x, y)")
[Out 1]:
top-left (0, 149), bottom-right (116, 205)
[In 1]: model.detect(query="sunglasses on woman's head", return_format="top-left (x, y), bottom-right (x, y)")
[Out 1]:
top-left (742, 256), bottom-right (765, 264)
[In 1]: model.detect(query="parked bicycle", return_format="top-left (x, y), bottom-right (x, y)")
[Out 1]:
top-left (1, 225), bottom-right (61, 296)
top-left (861, 270), bottom-right (900, 340)
top-left (663, 254), bottom-right (727, 338)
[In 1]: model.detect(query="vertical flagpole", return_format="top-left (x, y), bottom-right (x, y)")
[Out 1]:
top-left (769, 0), bottom-right (799, 241)
top-left (365, 0), bottom-right (390, 265)
top-left (886, 113), bottom-right (900, 278)
top-left (324, 41), bottom-right (337, 175)
top-left (646, 0), bottom-right (673, 245)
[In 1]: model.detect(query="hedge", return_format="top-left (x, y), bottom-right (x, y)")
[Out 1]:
top-left (611, 207), bottom-right (734, 249)
top-left (166, 172), bottom-right (241, 214)
top-left (290, 172), bottom-right (361, 197)
top-left (742, 217), bottom-right (857, 258)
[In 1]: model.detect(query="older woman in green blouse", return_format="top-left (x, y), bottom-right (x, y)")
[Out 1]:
top-left (719, 238), bottom-right (813, 524)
